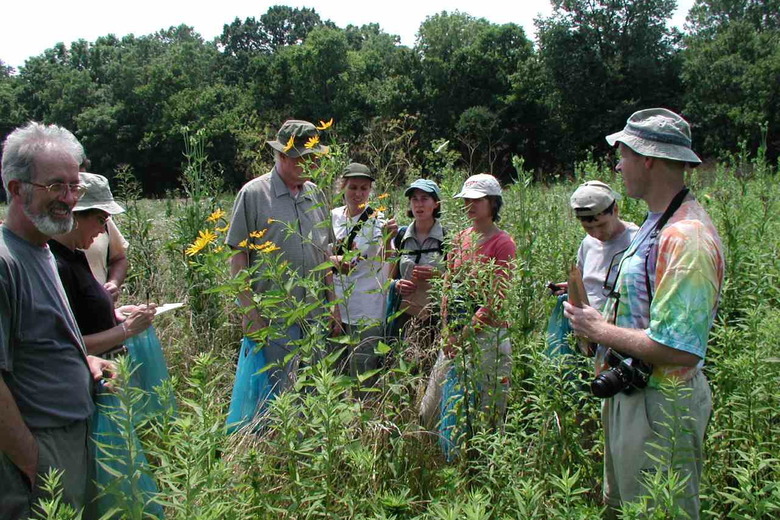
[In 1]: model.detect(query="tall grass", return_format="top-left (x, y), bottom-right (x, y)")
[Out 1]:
top-left (13, 137), bottom-right (778, 519)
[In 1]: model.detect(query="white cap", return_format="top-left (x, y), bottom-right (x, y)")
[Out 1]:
top-left (453, 173), bottom-right (502, 199)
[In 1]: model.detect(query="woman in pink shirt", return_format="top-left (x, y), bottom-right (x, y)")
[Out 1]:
top-left (420, 174), bottom-right (516, 438)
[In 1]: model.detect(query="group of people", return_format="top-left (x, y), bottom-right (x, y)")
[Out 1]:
top-left (1, 107), bottom-right (723, 519)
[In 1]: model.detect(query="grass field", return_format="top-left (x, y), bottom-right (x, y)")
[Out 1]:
top-left (5, 148), bottom-right (780, 519)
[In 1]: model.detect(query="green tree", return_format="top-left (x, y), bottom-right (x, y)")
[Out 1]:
top-left (536, 0), bottom-right (683, 166)
top-left (413, 12), bottom-right (536, 175)
top-left (682, 0), bottom-right (780, 161)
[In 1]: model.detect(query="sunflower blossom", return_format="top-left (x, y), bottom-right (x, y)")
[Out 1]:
top-left (206, 209), bottom-right (226, 222)
top-left (316, 118), bottom-right (334, 130)
top-left (378, 205), bottom-right (387, 213)
top-left (304, 135), bottom-right (320, 149)
top-left (377, 193), bottom-right (390, 200)
top-left (238, 239), bottom-right (249, 248)
top-left (249, 229), bottom-right (267, 239)
top-left (215, 224), bottom-right (230, 233)
top-left (257, 241), bottom-right (280, 253)
top-left (186, 229), bottom-right (217, 257)
top-left (283, 135), bottom-right (295, 153)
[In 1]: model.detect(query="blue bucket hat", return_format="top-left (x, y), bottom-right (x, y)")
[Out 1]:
top-left (404, 179), bottom-right (441, 200)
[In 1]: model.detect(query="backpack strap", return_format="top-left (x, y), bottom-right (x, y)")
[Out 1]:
top-left (335, 206), bottom-right (373, 255)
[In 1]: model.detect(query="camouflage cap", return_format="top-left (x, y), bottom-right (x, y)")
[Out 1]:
top-left (267, 120), bottom-right (329, 158)
top-left (342, 162), bottom-right (375, 181)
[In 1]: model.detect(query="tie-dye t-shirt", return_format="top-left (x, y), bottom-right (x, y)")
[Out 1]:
top-left (599, 197), bottom-right (724, 387)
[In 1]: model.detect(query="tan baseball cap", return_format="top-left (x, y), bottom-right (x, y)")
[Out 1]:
top-left (570, 180), bottom-right (620, 217)
top-left (454, 173), bottom-right (502, 199)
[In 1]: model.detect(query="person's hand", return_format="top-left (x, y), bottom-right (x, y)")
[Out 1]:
top-left (563, 301), bottom-right (605, 342)
top-left (330, 254), bottom-right (354, 274)
top-left (242, 308), bottom-right (269, 336)
top-left (443, 334), bottom-right (459, 358)
top-left (20, 440), bottom-right (39, 490)
top-left (329, 307), bottom-right (344, 337)
top-left (122, 304), bottom-right (156, 338)
top-left (549, 281), bottom-right (568, 296)
top-left (104, 281), bottom-right (121, 303)
top-left (384, 218), bottom-right (399, 237)
top-left (86, 355), bottom-right (117, 383)
top-left (412, 265), bottom-right (437, 281)
top-left (396, 279), bottom-right (417, 296)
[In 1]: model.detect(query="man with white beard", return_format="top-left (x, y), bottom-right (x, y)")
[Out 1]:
top-left (0, 122), bottom-right (114, 518)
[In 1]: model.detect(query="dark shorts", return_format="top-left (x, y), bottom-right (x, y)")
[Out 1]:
top-left (0, 419), bottom-right (91, 519)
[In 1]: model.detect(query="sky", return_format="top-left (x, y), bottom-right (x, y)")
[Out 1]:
top-left (2, 0), bottom-right (695, 70)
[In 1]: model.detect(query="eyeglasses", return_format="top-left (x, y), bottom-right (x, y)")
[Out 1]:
top-left (576, 214), bottom-right (602, 223)
top-left (96, 214), bottom-right (111, 226)
top-left (575, 201), bottom-right (616, 223)
top-left (24, 181), bottom-right (87, 198)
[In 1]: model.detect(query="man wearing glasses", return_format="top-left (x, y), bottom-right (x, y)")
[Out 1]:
top-left (564, 109), bottom-right (724, 519)
top-left (568, 180), bottom-right (638, 311)
top-left (1, 122), bottom-right (114, 517)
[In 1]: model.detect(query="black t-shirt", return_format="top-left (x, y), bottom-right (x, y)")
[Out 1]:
top-left (49, 240), bottom-right (118, 344)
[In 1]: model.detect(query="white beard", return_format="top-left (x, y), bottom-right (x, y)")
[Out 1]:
top-left (21, 189), bottom-right (74, 236)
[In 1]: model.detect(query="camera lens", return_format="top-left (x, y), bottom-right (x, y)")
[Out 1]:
top-left (591, 370), bottom-right (624, 398)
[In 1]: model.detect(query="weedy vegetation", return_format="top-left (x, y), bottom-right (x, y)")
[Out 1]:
top-left (7, 131), bottom-right (778, 519)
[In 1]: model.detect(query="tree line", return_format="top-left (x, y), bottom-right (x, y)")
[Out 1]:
top-left (0, 0), bottom-right (778, 193)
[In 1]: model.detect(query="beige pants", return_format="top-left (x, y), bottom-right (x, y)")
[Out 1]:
top-left (603, 371), bottom-right (712, 519)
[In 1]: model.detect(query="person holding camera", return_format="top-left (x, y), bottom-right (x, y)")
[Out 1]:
top-left (564, 108), bottom-right (724, 519)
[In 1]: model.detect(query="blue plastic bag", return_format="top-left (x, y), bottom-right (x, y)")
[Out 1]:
top-left (544, 294), bottom-right (576, 358)
top-left (226, 337), bottom-right (274, 433)
top-left (89, 382), bottom-right (164, 519)
top-left (384, 280), bottom-right (402, 339)
top-left (439, 363), bottom-right (464, 461)
top-left (125, 326), bottom-right (175, 422)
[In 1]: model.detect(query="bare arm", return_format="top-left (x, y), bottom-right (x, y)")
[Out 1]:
top-left (563, 302), bottom-right (700, 367)
top-left (82, 305), bottom-right (155, 355)
top-left (0, 376), bottom-right (38, 487)
top-left (230, 248), bottom-right (267, 335)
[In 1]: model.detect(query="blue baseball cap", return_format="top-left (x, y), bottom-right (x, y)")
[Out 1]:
top-left (404, 179), bottom-right (441, 200)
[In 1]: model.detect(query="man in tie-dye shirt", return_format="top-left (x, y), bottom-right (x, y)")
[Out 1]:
top-left (564, 108), bottom-right (724, 519)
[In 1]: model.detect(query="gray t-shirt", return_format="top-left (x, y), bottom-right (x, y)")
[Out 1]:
top-left (0, 227), bottom-right (94, 429)
top-left (226, 167), bottom-right (332, 314)
top-left (576, 222), bottom-right (639, 312)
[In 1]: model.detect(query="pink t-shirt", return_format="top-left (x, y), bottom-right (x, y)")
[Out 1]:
top-left (448, 228), bottom-right (517, 326)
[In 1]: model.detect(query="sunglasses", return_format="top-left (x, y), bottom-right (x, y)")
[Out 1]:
top-left (574, 201), bottom-right (616, 223)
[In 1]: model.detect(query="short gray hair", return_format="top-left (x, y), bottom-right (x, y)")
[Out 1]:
top-left (1, 122), bottom-right (85, 200)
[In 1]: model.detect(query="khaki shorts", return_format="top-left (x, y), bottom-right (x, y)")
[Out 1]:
top-left (603, 371), bottom-right (712, 519)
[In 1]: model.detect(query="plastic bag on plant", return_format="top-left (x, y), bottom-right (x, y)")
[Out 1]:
top-left (226, 337), bottom-right (274, 433)
top-left (125, 325), bottom-right (176, 422)
top-left (89, 381), bottom-right (164, 519)
top-left (439, 363), bottom-right (464, 461)
top-left (545, 294), bottom-right (576, 357)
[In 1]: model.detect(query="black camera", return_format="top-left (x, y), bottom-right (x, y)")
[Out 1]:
top-left (591, 349), bottom-right (653, 398)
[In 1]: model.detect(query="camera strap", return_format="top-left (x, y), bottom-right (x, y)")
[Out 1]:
top-left (643, 187), bottom-right (690, 302)
top-left (334, 206), bottom-right (373, 255)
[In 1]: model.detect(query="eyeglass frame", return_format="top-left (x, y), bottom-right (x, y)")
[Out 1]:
top-left (22, 181), bottom-right (87, 198)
